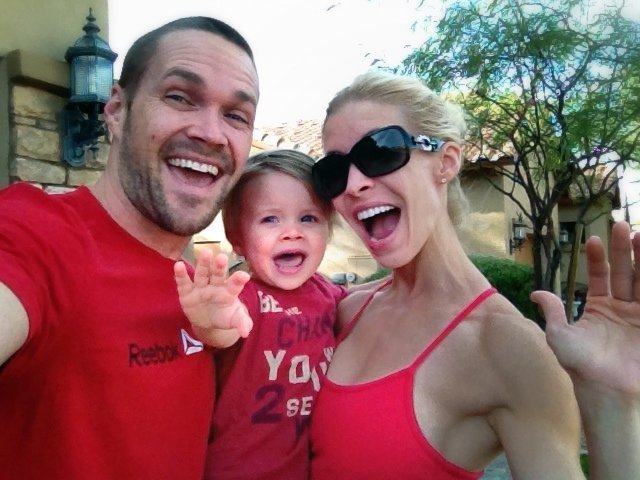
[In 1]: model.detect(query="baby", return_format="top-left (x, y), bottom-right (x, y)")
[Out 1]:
top-left (174, 149), bottom-right (346, 480)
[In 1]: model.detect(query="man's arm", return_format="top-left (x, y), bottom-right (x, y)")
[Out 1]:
top-left (0, 282), bottom-right (28, 365)
top-left (532, 221), bottom-right (640, 480)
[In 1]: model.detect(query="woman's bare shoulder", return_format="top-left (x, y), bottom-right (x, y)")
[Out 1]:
top-left (477, 294), bottom-right (571, 387)
top-left (336, 280), bottom-right (389, 332)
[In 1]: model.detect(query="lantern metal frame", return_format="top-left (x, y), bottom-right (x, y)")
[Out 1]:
top-left (509, 213), bottom-right (527, 254)
top-left (61, 9), bottom-right (117, 166)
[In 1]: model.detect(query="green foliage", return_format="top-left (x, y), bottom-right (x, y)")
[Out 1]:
top-left (404, 0), bottom-right (640, 166)
top-left (363, 255), bottom-right (537, 322)
top-left (401, 0), bottom-right (640, 292)
top-left (469, 255), bottom-right (537, 322)
top-left (363, 267), bottom-right (391, 283)
top-left (580, 453), bottom-right (589, 477)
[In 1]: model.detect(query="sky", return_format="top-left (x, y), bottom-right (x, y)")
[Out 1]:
top-left (107, 0), bottom-right (438, 127)
top-left (107, 0), bottom-right (639, 224)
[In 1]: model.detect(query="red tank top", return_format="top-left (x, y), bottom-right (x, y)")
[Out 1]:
top-left (310, 283), bottom-right (497, 480)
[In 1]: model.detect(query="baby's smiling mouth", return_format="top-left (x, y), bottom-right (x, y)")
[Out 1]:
top-left (274, 252), bottom-right (306, 270)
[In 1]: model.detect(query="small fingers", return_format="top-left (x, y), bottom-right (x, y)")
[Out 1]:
top-left (236, 313), bottom-right (254, 338)
top-left (226, 271), bottom-right (251, 298)
top-left (174, 261), bottom-right (194, 297)
top-left (193, 249), bottom-right (214, 289)
top-left (209, 253), bottom-right (231, 286)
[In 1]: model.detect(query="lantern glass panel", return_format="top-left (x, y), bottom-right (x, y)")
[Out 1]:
top-left (70, 55), bottom-right (113, 104)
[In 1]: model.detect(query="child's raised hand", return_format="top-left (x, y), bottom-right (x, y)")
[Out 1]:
top-left (174, 250), bottom-right (253, 347)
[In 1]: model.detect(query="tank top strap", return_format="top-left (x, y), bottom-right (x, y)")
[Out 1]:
top-left (337, 278), bottom-right (393, 343)
top-left (410, 287), bottom-right (497, 369)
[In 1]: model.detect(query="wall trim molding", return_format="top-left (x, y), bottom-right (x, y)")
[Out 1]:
top-left (6, 49), bottom-right (68, 97)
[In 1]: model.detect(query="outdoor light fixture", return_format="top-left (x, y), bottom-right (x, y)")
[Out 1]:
top-left (61, 9), bottom-right (117, 166)
top-left (509, 213), bottom-right (527, 254)
top-left (559, 228), bottom-right (570, 245)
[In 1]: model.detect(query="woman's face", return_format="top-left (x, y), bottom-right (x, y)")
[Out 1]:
top-left (322, 100), bottom-right (450, 269)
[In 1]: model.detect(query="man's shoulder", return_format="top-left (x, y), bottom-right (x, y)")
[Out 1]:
top-left (1, 184), bottom-right (84, 227)
top-left (0, 183), bottom-right (89, 211)
top-left (0, 182), bottom-right (47, 201)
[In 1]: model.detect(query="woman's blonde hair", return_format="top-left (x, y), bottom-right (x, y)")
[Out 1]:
top-left (324, 71), bottom-right (469, 225)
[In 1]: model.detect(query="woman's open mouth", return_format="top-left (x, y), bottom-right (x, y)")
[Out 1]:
top-left (357, 205), bottom-right (400, 241)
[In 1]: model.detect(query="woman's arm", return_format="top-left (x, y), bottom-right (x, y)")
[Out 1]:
top-left (532, 221), bottom-right (640, 480)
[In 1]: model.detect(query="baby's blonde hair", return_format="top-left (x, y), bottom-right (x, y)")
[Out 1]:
top-left (222, 149), bottom-right (335, 249)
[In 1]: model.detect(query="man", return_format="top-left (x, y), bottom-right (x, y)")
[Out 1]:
top-left (0, 17), bottom-right (259, 479)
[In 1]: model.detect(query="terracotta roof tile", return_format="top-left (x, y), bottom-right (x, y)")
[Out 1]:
top-left (253, 119), bottom-right (324, 159)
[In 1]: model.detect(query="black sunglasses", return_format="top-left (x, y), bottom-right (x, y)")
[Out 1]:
top-left (312, 125), bottom-right (444, 200)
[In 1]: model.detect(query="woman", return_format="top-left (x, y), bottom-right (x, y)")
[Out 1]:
top-left (309, 71), bottom-right (640, 479)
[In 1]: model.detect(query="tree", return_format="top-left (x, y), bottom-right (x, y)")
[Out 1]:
top-left (401, 0), bottom-right (640, 301)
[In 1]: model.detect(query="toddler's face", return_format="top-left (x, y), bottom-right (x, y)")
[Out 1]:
top-left (236, 171), bottom-right (330, 290)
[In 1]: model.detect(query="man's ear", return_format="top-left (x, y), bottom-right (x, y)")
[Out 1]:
top-left (103, 84), bottom-right (126, 140)
top-left (438, 142), bottom-right (462, 183)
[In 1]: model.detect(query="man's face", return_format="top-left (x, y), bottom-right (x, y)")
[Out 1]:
top-left (110, 29), bottom-right (259, 235)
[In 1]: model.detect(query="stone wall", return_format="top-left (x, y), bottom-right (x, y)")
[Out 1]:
top-left (10, 83), bottom-right (108, 192)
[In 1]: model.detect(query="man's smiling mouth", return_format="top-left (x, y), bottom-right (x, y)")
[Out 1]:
top-left (167, 158), bottom-right (220, 187)
top-left (168, 158), bottom-right (219, 176)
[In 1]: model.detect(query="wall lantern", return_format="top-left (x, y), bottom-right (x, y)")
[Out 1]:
top-left (61, 9), bottom-right (117, 166)
top-left (559, 229), bottom-right (570, 245)
top-left (509, 213), bottom-right (527, 254)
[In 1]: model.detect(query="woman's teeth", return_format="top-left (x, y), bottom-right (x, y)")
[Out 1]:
top-left (357, 205), bottom-right (394, 221)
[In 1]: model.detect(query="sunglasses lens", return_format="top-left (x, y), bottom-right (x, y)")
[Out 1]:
top-left (360, 127), bottom-right (410, 177)
top-left (312, 126), bottom-right (412, 200)
top-left (312, 154), bottom-right (349, 200)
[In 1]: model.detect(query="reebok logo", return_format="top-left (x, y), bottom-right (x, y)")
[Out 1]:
top-left (128, 331), bottom-right (204, 367)
top-left (128, 342), bottom-right (180, 367)
top-left (181, 329), bottom-right (204, 355)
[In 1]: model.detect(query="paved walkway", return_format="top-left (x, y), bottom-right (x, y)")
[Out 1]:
top-left (481, 454), bottom-right (511, 480)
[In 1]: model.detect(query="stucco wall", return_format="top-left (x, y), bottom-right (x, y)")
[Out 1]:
top-left (0, 0), bottom-right (110, 190)
top-left (459, 175), bottom-right (510, 257)
top-left (0, 1), bottom-right (109, 60)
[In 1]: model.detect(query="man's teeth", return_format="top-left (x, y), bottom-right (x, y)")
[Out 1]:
top-left (357, 205), bottom-right (394, 221)
top-left (168, 158), bottom-right (219, 176)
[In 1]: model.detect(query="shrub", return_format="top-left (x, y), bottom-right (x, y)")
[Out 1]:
top-left (580, 453), bottom-right (589, 477)
top-left (469, 255), bottom-right (537, 323)
top-left (363, 268), bottom-right (391, 283)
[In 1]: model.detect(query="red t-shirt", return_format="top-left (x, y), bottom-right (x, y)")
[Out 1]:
top-left (206, 275), bottom-right (346, 480)
top-left (0, 183), bottom-right (214, 479)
